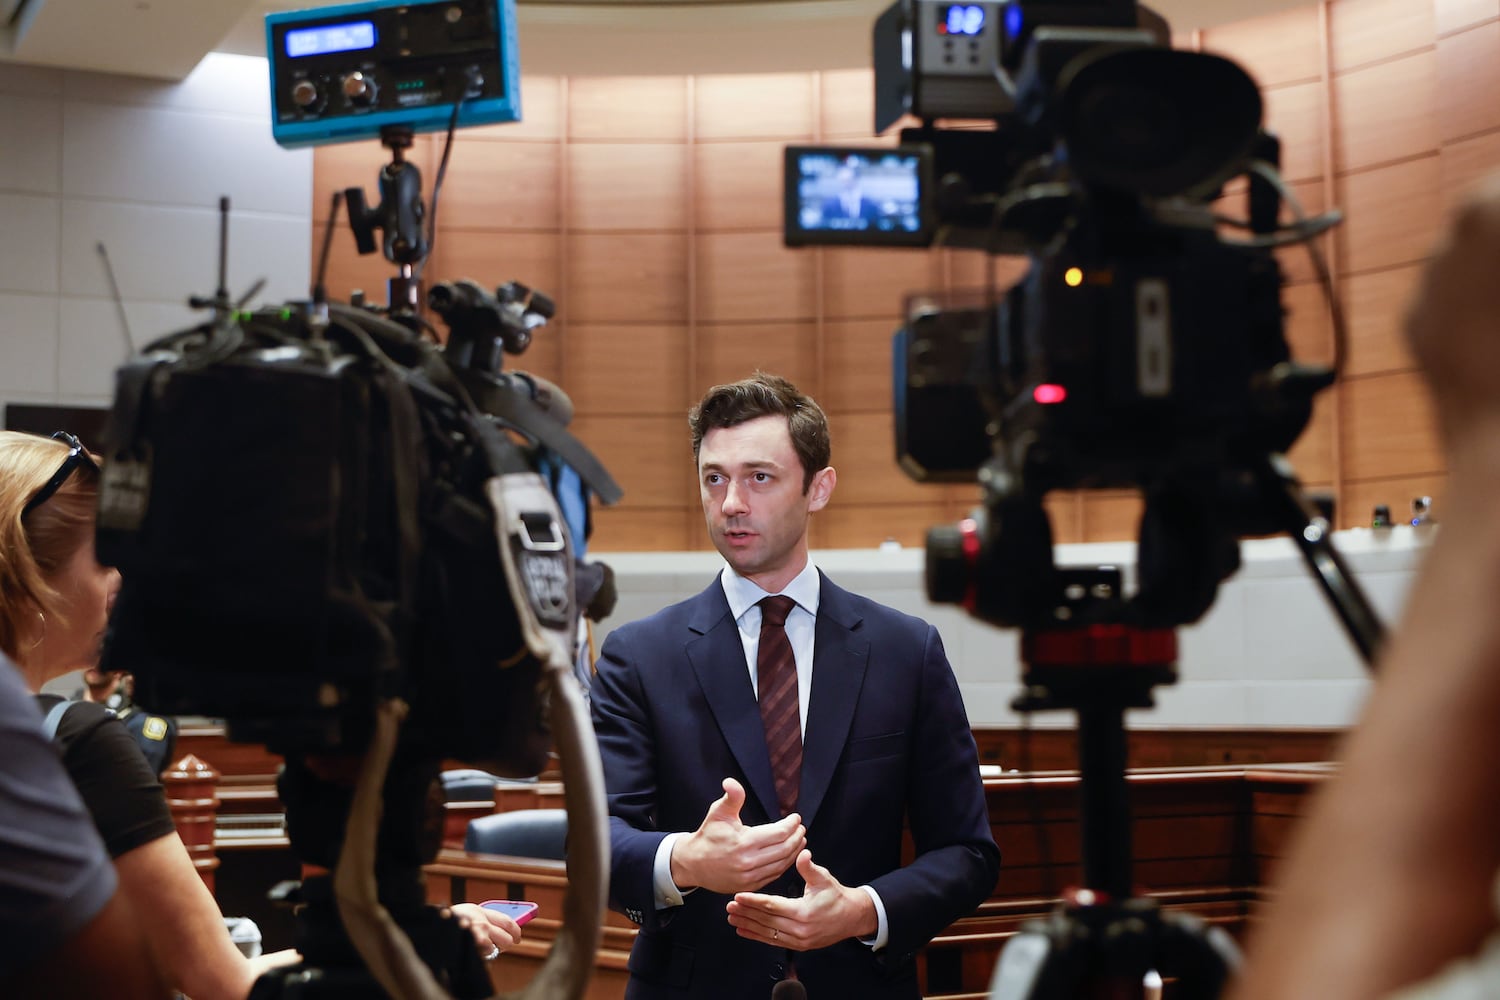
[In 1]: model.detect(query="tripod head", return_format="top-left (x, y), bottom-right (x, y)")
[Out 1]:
top-left (343, 125), bottom-right (429, 316)
top-left (1014, 585), bottom-right (1178, 716)
top-left (981, 456), bottom-right (1385, 999)
top-left (990, 608), bottom-right (1254, 1000)
top-left (346, 126), bottom-right (428, 266)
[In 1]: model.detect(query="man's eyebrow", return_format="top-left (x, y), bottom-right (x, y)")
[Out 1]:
top-left (700, 459), bottom-right (785, 474)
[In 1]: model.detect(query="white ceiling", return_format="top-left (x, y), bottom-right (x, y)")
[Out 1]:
top-left (2, 0), bottom-right (1311, 81)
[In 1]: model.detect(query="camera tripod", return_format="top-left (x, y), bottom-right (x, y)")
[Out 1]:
top-left (986, 457), bottom-right (1385, 999)
top-left (988, 618), bottom-right (1241, 1000)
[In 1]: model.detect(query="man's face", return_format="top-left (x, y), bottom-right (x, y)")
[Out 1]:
top-left (698, 414), bottom-right (834, 593)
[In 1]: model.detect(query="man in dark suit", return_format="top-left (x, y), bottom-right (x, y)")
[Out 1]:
top-left (818, 163), bottom-right (883, 228)
top-left (591, 372), bottom-right (1001, 1000)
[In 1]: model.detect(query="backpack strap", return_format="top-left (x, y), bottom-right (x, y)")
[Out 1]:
top-left (40, 698), bottom-right (73, 741)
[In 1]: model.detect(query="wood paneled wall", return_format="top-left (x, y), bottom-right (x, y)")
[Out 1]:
top-left (1200, 0), bottom-right (1493, 534)
top-left (313, 0), bottom-right (1496, 551)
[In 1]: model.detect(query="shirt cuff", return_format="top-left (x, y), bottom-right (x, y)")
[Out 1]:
top-left (857, 884), bottom-right (889, 951)
top-left (653, 832), bottom-right (693, 910)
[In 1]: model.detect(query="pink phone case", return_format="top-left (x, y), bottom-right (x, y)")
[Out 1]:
top-left (480, 899), bottom-right (539, 925)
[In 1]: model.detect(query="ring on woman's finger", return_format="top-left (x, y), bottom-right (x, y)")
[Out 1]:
top-left (484, 944), bottom-right (501, 962)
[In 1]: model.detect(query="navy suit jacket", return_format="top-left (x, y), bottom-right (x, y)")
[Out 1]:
top-left (819, 194), bottom-right (883, 225)
top-left (591, 571), bottom-right (1001, 1000)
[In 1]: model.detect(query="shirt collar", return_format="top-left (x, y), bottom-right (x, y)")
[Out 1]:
top-left (721, 560), bottom-right (821, 623)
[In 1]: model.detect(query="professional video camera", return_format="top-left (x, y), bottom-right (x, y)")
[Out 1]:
top-left (788, 0), bottom-right (1364, 632)
top-left (787, 1), bottom-right (1384, 997)
top-left (94, 2), bottom-right (618, 998)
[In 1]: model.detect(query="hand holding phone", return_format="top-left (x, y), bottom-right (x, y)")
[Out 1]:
top-left (480, 899), bottom-right (539, 926)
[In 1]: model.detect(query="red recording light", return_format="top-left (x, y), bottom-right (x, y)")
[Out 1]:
top-left (1033, 384), bottom-right (1067, 404)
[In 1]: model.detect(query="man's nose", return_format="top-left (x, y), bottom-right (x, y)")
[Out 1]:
top-left (721, 480), bottom-right (749, 515)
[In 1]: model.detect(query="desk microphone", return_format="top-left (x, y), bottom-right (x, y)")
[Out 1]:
top-left (771, 980), bottom-right (807, 1000)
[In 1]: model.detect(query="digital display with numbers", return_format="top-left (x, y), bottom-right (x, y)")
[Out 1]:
top-left (940, 4), bottom-right (985, 35)
top-left (285, 21), bottom-right (377, 59)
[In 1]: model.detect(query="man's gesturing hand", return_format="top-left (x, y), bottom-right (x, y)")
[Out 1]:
top-left (726, 849), bottom-right (879, 951)
top-left (670, 778), bottom-right (806, 894)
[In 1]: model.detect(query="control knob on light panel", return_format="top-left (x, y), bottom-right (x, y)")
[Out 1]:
top-left (291, 79), bottom-right (320, 109)
top-left (267, 0), bottom-right (523, 148)
top-left (342, 71), bottom-right (378, 105)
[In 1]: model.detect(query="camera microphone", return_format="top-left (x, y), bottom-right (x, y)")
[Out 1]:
top-left (771, 979), bottom-right (807, 1000)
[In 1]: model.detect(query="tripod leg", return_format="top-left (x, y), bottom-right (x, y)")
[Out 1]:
top-left (989, 920), bottom-right (1087, 1000)
top-left (990, 904), bottom-right (1242, 1000)
top-left (1254, 451), bottom-right (1385, 667)
top-left (1154, 908), bottom-right (1241, 1000)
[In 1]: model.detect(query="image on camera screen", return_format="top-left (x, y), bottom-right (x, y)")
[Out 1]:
top-left (786, 148), bottom-right (928, 246)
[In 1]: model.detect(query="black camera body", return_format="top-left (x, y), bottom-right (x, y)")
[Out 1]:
top-left (95, 297), bottom-right (607, 774)
top-left (787, 0), bottom-right (1339, 632)
top-left (899, 201), bottom-right (1302, 493)
top-left (805, 9), bottom-right (1375, 997)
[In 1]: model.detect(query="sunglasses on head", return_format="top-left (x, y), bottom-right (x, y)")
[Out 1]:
top-left (21, 431), bottom-right (99, 519)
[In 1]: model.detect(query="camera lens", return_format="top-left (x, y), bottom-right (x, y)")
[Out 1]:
top-left (925, 522), bottom-right (974, 606)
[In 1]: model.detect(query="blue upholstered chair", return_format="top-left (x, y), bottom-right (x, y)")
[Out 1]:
top-left (440, 768), bottom-right (503, 802)
top-left (464, 807), bottom-right (569, 860)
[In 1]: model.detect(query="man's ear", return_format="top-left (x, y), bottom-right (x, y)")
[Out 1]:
top-left (807, 466), bottom-right (836, 513)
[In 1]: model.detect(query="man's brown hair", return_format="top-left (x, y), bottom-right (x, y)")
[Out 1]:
top-left (689, 372), bottom-right (831, 493)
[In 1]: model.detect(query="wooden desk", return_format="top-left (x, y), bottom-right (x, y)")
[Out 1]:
top-left (425, 852), bottom-right (635, 1000)
top-left (971, 726), bottom-right (1344, 774)
top-left (179, 722), bottom-right (1343, 786)
top-left (199, 765), bottom-right (1333, 989)
top-left (494, 780), bottom-right (566, 813)
top-left (419, 765), bottom-right (1332, 1000)
top-left (172, 722), bottom-right (1335, 995)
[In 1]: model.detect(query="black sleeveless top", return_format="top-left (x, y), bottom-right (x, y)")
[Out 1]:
top-left (35, 695), bottom-right (176, 859)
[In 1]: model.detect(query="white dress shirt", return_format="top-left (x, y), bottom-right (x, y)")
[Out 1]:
top-left (651, 560), bottom-right (890, 951)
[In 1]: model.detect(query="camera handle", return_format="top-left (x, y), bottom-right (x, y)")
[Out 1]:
top-left (991, 626), bottom-right (1241, 1000)
top-left (247, 752), bottom-right (497, 1000)
top-left (244, 652), bottom-right (609, 1000)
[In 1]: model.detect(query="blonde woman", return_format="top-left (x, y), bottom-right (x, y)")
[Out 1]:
top-left (0, 429), bottom-right (298, 999)
top-left (0, 430), bottom-right (520, 996)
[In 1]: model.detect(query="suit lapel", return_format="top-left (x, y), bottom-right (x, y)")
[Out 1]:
top-left (684, 582), bottom-right (781, 822)
top-left (800, 573), bottom-right (869, 830)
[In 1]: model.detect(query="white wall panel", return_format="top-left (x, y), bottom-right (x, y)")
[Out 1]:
top-left (0, 95), bottom-right (62, 194)
top-left (62, 103), bottom-right (309, 215)
top-left (0, 293), bottom-right (60, 395)
top-left (56, 298), bottom-right (199, 397)
top-left (594, 529), bottom-right (1429, 728)
top-left (0, 62), bottom-right (62, 98)
top-left (0, 193), bottom-right (60, 294)
top-left (59, 201), bottom-right (311, 304)
top-left (0, 53), bottom-right (311, 416)
top-left (62, 53), bottom-right (277, 118)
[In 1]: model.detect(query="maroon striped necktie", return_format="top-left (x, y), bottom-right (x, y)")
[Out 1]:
top-left (757, 595), bottom-right (802, 819)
